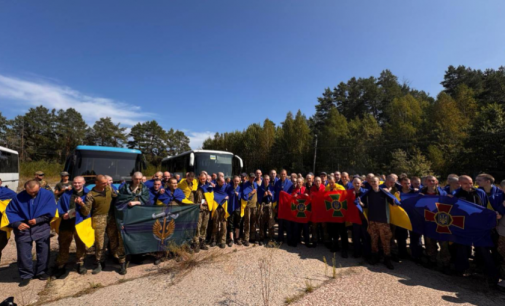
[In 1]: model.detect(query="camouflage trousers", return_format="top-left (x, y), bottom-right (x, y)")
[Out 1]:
top-left (106, 214), bottom-right (125, 264)
top-left (0, 230), bottom-right (8, 262)
top-left (425, 237), bottom-right (451, 265)
top-left (497, 236), bottom-right (505, 277)
top-left (194, 208), bottom-right (210, 243)
top-left (368, 221), bottom-right (393, 256)
top-left (55, 227), bottom-right (86, 268)
top-left (243, 207), bottom-right (258, 242)
top-left (211, 206), bottom-right (227, 245)
top-left (258, 203), bottom-right (275, 240)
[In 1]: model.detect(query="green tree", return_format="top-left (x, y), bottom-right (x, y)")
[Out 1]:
top-left (54, 108), bottom-right (88, 162)
top-left (128, 120), bottom-right (168, 163)
top-left (86, 117), bottom-right (127, 147)
top-left (166, 128), bottom-right (191, 156)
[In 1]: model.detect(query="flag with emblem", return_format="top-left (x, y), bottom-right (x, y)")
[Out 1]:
top-left (401, 195), bottom-right (496, 247)
top-left (312, 190), bottom-right (361, 224)
top-left (278, 191), bottom-right (312, 223)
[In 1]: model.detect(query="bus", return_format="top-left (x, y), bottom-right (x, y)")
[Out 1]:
top-left (0, 146), bottom-right (19, 191)
top-left (161, 150), bottom-right (243, 179)
top-left (64, 145), bottom-right (146, 188)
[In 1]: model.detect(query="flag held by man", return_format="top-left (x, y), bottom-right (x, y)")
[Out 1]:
top-left (312, 190), bottom-right (362, 224)
top-left (278, 191), bottom-right (312, 223)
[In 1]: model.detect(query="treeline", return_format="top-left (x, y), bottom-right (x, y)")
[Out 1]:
top-left (0, 108), bottom-right (191, 166)
top-left (203, 66), bottom-right (505, 180)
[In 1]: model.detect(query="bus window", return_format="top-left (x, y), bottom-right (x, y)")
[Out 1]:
top-left (195, 153), bottom-right (232, 177)
top-left (0, 151), bottom-right (18, 173)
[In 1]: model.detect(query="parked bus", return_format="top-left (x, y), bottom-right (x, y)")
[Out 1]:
top-left (64, 145), bottom-right (146, 188)
top-left (0, 146), bottom-right (19, 191)
top-left (161, 150), bottom-right (243, 179)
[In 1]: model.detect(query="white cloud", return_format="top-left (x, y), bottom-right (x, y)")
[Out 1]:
top-left (186, 131), bottom-right (215, 149)
top-left (0, 74), bottom-right (154, 126)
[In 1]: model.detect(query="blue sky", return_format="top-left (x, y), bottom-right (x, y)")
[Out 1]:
top-left (0, 0), bottom-right (504, 148)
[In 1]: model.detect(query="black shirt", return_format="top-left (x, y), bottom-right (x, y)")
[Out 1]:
top-left (365, 190), bottom-right (392, 223)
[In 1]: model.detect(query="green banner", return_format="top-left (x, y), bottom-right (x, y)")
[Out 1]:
top-left (115, 204), bottom-right (200, 255)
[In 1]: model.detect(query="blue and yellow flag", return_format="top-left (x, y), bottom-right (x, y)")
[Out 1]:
top-left (57, 188), bottom-right (95, 248)
top-left (1, 188), bottom-right (58, 236)
top-left (401, 195), bottom-right (496, 247)
top-left (212, 183), bottom-right (229, 219)
top-left (0, 187), bottom-right (17, 239)
top-left (178, 178), bottom-right (198, 200)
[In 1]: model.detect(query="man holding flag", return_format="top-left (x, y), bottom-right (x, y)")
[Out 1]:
top-left (0, 178), bottom-right (17, 263)
top-left (2, 180), bottom-right (56, 286)
top-left (358, 176), bottom-right (395, 269)
top-left (241, 173), bottom-right (258, 246)
top-left (274, 170), bottom-right (293, 243)
top-left (53, 176), bottom-right (91, 278)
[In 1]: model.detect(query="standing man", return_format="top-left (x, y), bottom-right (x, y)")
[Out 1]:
top-left (0, 178), bottom-right (17, 263)
top-left (269, 170), bottom-right (279, 185)
top-left (54, 172), bottom-right (72, 200)
top-left (210, 177), bottom-right (228, 248)
top-left (454, 175), bottom-right (499, 288)
top-left (53, 176), bottom-right (89, 278)
top-left (398, 177), bottom-right (422, 263)
top-left (178, 172), bottom-right (196, 202)
top-left (81, 175), bottom-right (121, 275)
top-left (274, 170), bottom-right (293, 243)
top-left (257, 175), bottom-right (275, 246)
top-left (255, 169), bottom-right (263, 187)
top-left (226, 176), bottom-right (242, 247)
top-left (444, 176), bottom-right (460, 195)
top-left (358, 177), bottom-right (395, 269)
top-left (310, 176), bottom-right (326, 247)
top-left (419, 176), bottom-right (450, 271)
top-left (351, 177), bottom-right (371, 259)
top-left (3, 180), bottom-right (56, 286)
top-left (241, 173), bottom-right (258, 246)
top-left (34, 171), bottom-right (52, 191)
top-left (320, 172), bottom-right (328, 186)
top-left (340, 172), bottom-right (353, 190)
top-left (326, 175), bottom-right (348, 256)
top-left (193, 172), bottom-right (211, 251)
top-left (334, 171), bottom-right (342, 185)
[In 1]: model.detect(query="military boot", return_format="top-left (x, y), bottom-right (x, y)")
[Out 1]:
top-left (200, 239), bottom-right (209, 250)
top-left (77, 264), bottom-right (87, 275)
top-left (53, 266), bottom-right (67, 279)
top-left (119, 262), bottom-right (127, 275)
top-left (92, 262), bottom-right (105, 275)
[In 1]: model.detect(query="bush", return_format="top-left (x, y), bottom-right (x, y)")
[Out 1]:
top-left (20, 161), bottom-right (64, 181)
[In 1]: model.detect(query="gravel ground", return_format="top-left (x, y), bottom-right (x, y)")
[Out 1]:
top-left (2, 237), bottom-right (505, 306)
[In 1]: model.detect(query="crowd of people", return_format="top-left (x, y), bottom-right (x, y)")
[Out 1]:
top-left (1, 169), bottom-right (505, 292)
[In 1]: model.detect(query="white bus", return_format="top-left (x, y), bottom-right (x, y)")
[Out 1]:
top-left (0, 146), bottom-right (19, 191)
top-left (161, 150), bottom-right (243, 179)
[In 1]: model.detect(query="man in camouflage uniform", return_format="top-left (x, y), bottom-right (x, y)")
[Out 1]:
top-left (193, 172), bottom-right (210, 252)
top-left (80, 175), bottom-right (125, 275)
top-left (34, 171), bottom-right (52, 191)
top-left (210, 177), bottom-right (227, 248)
top-left (54, 172), bottom-right (72, 200)
top-left (53, 176), bottom-right (88, 278)
top-left (241, 173), bottom-right (258, 246)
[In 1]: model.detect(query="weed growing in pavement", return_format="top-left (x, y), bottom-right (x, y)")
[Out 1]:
top-left (304, 280), bottom-right (314, 293)
top-left (88, 282), bottom-right (103, 289)
top-left (259, 244), bottom-right (280, 306)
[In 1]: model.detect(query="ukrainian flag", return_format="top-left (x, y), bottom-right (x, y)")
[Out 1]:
top-left (0, 187), bottom-right (17, 239)
top-left (1, 189), bottom-right (59, 238)
top-left (212, 184), bottom-right (229, 219)
top-left (178, 178), bottom-right (198, 200)
top-left (57, 188), bottom-right (95, 248)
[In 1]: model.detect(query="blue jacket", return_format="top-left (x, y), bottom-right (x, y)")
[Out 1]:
top-left (274, 179), bottom-right (293, 203)
top-left (258, 182), bottom-right (275, 204)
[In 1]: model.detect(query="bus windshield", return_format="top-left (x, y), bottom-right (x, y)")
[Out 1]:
top-left (75, 150), bottom-right (139, 183)
top-left (195, 153), bottom-right (233, 177)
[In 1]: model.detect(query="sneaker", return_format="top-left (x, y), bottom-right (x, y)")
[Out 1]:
top-left (219, 243), bottom-right (226, 249)
top-left (236, 240), bottom-right (242, 246)
top-left (227, 241), bottom-right (233, 247)
top-left (243, 241), bottom-right (250, 247)
top-left (77, 264), bottom-right (87, 275)
top-left (19, 278), bottom-right (30, 287)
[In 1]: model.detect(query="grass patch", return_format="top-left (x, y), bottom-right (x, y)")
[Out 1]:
top-left (304, 280), bottom-right (314, 293)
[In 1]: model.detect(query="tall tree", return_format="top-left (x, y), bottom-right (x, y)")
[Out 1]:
top-left (54, 108), bottom-right (88, 162)
top-left (87, 117), bottom-right (127, 147)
